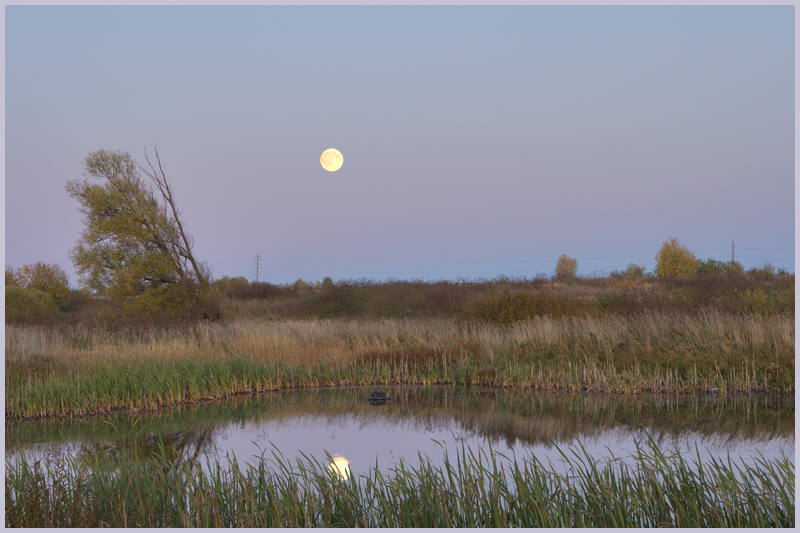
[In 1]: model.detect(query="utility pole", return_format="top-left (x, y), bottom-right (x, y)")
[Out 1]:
top-left (731, 239), bottom-right (735, 265)
top-left (254, 253), bottom-right (261, 283)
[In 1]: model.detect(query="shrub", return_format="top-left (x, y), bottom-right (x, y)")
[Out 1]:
top-left (555, 254), bottom-right (578, 280)
top-left (25, 262), bottom-right (70, 308)
top-left (110, 280), bottom-right (222, 325)
top-left (654, 238), bottom-right (699, 278)
top-left (6, 266), bottom-right (23, 287)
top-left (466, 290), bottom-right (591, 325)
top-left (624, 263), bottom-right (646, 278)
top-left (5, 286), bottom-right (61, 324)
top-left (62, 288), bottom-right (93, 313)
top-left (748, 263), bottom-right (777, 276)
top-left (698, 259), bottom-right (744, 275)
top-left (738, 287), bottom-right (794, 316)
top-left (221, 276), bottom-right (252, 299)
top-left (213, 277), bottom-right (290, 300)
top-left (249, 281), bottom-right (288, 299)
top-left (6, 263), bottom-right (71, 309)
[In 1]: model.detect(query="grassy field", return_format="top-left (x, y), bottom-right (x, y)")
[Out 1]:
top-left (5, 274), bottom-right (794, 419)
top-left (5, 437), bottom-right (794, 527)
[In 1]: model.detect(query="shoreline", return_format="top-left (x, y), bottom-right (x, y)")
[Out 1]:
top-left (7, 310), bottom-right (794, 420)
top-left (7, 382), bottom-right (790, 423)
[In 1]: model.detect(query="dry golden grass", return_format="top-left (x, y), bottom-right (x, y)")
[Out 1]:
top-left (5, 309), bottom-right (793, 420)
top-left (6, 311), bottom-right (792, 387)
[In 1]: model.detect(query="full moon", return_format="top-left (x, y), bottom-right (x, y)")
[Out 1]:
top-left (320, 148), bottom-right (343, 172)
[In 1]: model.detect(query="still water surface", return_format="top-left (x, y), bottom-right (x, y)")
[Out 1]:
top-left (6, 386), bottom-right (794, 478)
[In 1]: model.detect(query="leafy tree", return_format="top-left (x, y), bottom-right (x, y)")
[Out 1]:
top-left (624, 263), bottom-right (646, 278)
top-left (697, 258), bottom-right (744, 275)
top-left (5, 285), bottom-right (60, 324)
top-left (213, 276), bottom-right (252, 299)
top-left (654, 238), bottom-right (699, 278)
top-left (6, 266), bottom-right (23, 287)
top-left (555, 254), bottom-right (578, 280)
top-left (66, 147), bottom-right (218, 321)
top-left (6, 263), bottom-right (70, 309)
top-left (748, 262), bottom-right (777, 276)
top-left (21, 262), bottom-right (70, 307)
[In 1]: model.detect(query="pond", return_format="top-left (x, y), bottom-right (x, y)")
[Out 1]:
top-left (5, 386), bottom-right (794, 480)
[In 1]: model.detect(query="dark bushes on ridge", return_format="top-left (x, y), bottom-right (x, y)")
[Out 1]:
top-left (7, 273), bottom-right (795, 326)
top-left (467, 291), bottom-right (593, 325)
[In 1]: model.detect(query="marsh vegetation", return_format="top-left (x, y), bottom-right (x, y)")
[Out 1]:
top-left (5, 435), bottom-right (793, 528)
top-left (6, 274), bottom-right (794, 420)
top-left (5, 274), bottom-right (795, 527)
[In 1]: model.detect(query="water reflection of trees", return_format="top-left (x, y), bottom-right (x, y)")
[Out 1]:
top-left (7, 387), bottom-right (794, 460)
top-left (237, 388), bottom-right (793, 450)
top-left (77, 427), bottom-right (214, 470)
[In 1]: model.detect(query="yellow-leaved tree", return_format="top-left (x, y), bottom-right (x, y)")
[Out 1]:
top-left (555, 254), bottom-right (578, 280)
top-left (654, 238), bottom-right (699, 277)
top-left (6, 262), bottom-right (70, 307)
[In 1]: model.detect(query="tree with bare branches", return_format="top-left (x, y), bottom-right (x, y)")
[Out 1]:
top-left (66, 146), bottom-right (218, 321)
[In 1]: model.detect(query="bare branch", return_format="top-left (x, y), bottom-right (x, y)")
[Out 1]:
top-left (140, 144), bottom-right (207, 286)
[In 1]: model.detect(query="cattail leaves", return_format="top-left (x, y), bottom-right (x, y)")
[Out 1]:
top-left (5, 438), bottom-right (794, 527)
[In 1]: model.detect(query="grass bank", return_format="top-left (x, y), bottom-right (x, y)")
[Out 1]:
top-left (6, 310), bottom-right (794, 419)
top-left (5, 438), bottom-right (794, 527)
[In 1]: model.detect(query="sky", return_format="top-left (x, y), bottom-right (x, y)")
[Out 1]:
top-left (4, 4), bottom-right (796, 286)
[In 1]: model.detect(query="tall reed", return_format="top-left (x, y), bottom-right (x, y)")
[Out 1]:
top-left (6, 311), bottom-right (794, 419)
top-left (5, 437), bottom-right (794, 527)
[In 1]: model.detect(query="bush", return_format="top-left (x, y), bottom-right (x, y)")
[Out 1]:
top-left (555, 254), bottom-right (578, 280)
top-left (624, 263), bottom-right (646, 278)
top-left (738, 287), bottom-right (794, 316)
top-left (654, 238), bottom-right (699, 278)
top-left (748, 263), bottom-right (777, 276)
top-left (6, 266), bottom-right (22, 287)
top-left (27, 263), bottom-right (70, 308)
top-left (213, 276), bottom-right (252, 299)
top-left (213, 276), bottom-right (289, 300)
top-left (62, 288), bottom-right (93, 313)
top-left (698, 259), bottom-right (744, 275)
top-left (111, 281), bottom-right (222, 325)
top-left (249, 281), bottom-right (288, 299)
top-left (466, 290), bottom-right (591, 326)
top-left (5, 286), bottom-right (61, 324)
top-left (6, 262), bottom-right (71, 309)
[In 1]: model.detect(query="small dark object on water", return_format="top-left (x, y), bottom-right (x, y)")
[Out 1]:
top-left (369, 391), bottom-right (390, 406)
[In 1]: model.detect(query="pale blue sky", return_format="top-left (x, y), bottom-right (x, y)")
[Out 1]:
top-left (5, 5), bottom-right (795, 285)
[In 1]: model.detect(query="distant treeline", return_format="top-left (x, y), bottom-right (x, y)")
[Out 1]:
top-left (5, 255), bottom-right (793, 328)
top-left (211, 271), bottom-right (794, 323)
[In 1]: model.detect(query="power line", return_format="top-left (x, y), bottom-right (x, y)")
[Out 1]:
top-left (208, 242), bottom-right (794, 280)
top-left (209, 247), bottom-right (747, 268)
top-left (737, 247), bottom-right (794, 252)
top-left (220, 251), bottom-right (793, 265)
